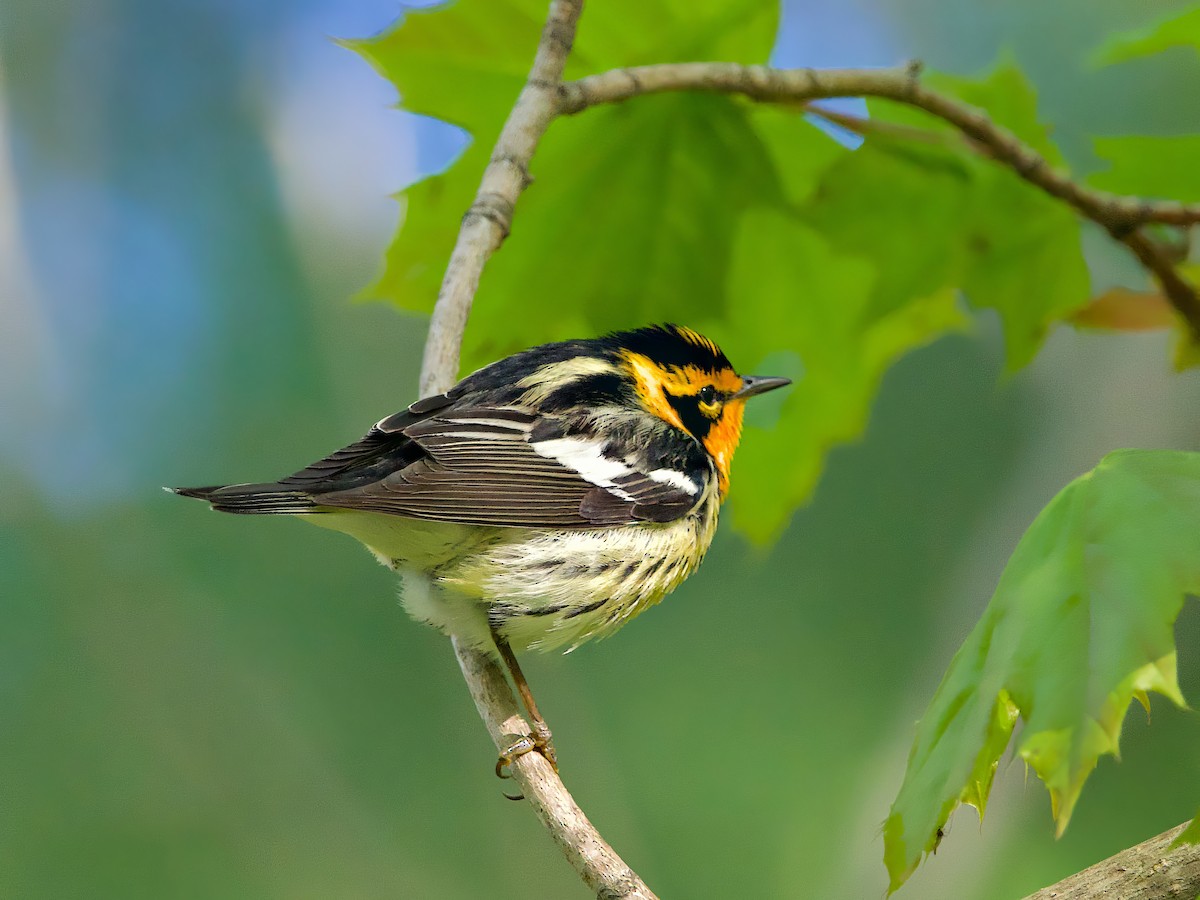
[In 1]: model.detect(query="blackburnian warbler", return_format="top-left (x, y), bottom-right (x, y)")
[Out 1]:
top-left (173, 324), bottom-right (789, 774)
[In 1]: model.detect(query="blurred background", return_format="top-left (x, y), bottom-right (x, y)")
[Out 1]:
top-left (3, 0), bottom-right (1200, 897)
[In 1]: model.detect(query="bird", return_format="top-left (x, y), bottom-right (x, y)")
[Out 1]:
top-left (172, 324), bottom-right (790, 776)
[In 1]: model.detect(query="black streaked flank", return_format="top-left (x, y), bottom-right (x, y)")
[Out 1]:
top-left (564, 597), bottom-right (609, 619)
top-left (523, 603), bottom-right (568, 617)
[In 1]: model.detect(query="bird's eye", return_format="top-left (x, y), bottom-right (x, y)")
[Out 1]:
top-left (698, 385), bottom-right (717, 405)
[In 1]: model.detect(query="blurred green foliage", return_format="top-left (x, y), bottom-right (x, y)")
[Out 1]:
top-left (6, 0), bottom-right (1200, 898)
top-left (1093, 4), bottom-right (1200, 66)
top-left (1092, 136), bottom-right (1200, 203)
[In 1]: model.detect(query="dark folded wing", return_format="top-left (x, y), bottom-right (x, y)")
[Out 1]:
top-left (274, 392), bottom-right (455, 492)
top-left (306, 406), bottom-right (705, 528)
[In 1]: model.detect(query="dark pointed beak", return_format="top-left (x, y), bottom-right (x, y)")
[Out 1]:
top-left (734, 375), bottom-right (792, 400)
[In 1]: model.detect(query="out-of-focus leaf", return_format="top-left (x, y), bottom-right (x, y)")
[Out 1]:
top-left (1175, 333), bottom-right (1200, 371)
top-left (1168, 265), bottom-right (1200, 369)
top-left (1068, 260), bottom-right (1200, 368)
top-left (802, 130), bottom-right (974, 317)
top-left (1092, 135), bottom-right (1200, 203)
top-left (816, 62), bottom-right (1089, 370)
top-left (347, 0), bottom-right (779, 312)
top-left (960, 185), bottom-right (1089, 370)
top-left (883, 450), bottom-right (1199, 891)
top-left (1071, 288), bottom-right (1177, 331)
top-left (462, 95), bottom-right (817, 366)
top-left (720, 211), bottom-right (967, 540)
top-left (1093, 6), bottom-right (1200, 66)
top-left (933, 63), bottom-right (1089, 369)
top-left (930, 60), bottom-right (1066, 164)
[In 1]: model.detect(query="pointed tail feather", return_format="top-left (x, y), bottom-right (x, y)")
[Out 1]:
top-left (167, 483), bottom-right (319, 515)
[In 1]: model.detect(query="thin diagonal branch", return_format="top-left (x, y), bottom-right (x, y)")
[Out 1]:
top-left (557, 63), bottom-right (1200, 229)
top-left (1119, 229), bottom-right (1200, 330)
top-left (558, 62), bottom-right (1200, 339)
top-left (417, 1), bottom-right (656, 897)
top-left (419, 1), bottom-right (580, 398)
top-left (1022, 821), bottom-right (1200, 900)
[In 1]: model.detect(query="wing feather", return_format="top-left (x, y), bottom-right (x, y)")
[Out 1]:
top-left (303, 405), bottom-right (706, 528)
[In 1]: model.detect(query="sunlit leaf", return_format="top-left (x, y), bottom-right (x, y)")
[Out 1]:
top-left (822, 62), bottom-right (1090, 370)
top-left (720, 212), bottom-right (966, 540)
top-left (929, 59), bottom-right (1066, 164)
top-left (1092, 135), bottom-right (1200, 203)
top-left (347, 0), bottom-right (779, 312)
top-left (883, 450), bottom-right (1199, 891)
top-left (462, 96), bottom-right (826, 366)
top-left (802, 130), bottom-right (974, 317)
top-left (1093, 6), bottom-right (1200, 66)
top-left (960, 186), bottom-right (1089, 370)
top-left (929, 63), bottom-right (1089, 369)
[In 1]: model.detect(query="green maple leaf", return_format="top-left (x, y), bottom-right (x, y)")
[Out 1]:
top-left (883, 449), bottom-right (1199, 891)
top-left (849, 60), bottom-right (1089, 370)
top-left (722, 208), bottom-right (967, 540)
top-left (346, 0), bottom-right (779, 314)
top-left (1091, 135), bottom-right (1200, 204)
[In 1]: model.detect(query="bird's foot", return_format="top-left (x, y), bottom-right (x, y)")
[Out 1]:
top-left (495, 719), bottom-right (557, 786)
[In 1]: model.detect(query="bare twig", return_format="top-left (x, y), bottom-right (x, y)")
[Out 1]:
top-left (453, 647), bottom-right (655, 898)
top-left (418, 1), bottom-right (657, 897)
top-left (1022, 822), bottom-right (1200, 900)
top-left (558, 63), bottom-right (1200, 229)
top-left (558, 62), bottom-right (1200, 339)
top-left (420, 0), bottom-right (579, 398)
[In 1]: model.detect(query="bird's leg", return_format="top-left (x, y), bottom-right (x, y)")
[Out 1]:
top-left (491, 628), bottom-right (558, 778)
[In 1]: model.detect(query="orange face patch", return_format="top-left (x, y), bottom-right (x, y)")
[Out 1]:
top-left (622, 351), bottom-right (747, 494)
top-left (703, 400), bottom-right (745, 495)
top-left (623, 352), bottom-right (742, 400)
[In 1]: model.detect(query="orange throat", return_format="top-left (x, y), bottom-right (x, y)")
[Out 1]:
top-left (704, 401), bottom-right (745, 495)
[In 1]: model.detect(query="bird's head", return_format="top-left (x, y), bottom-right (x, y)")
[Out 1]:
top-left (606, 325), bottom-right (790, 492)
top-left (463, 324), bottom-right (790, 494)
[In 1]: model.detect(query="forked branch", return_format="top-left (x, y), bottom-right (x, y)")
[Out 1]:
top-left (559, 62), bottom-right (1200, 338)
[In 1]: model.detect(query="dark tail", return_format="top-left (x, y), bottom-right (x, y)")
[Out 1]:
top-left (167, 483), bottom-right (319, 515)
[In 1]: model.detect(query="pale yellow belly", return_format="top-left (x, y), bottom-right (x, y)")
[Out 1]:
top-left (441, 510), bottom-right (716, 651)
top-left (299, 496), bottom-right (719, 653)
